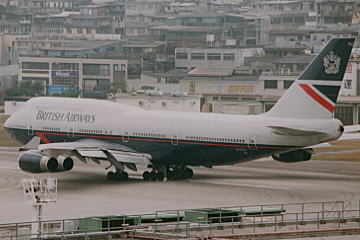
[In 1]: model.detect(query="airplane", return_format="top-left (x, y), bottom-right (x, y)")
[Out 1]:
top-left (3, 38), bottom-right (355, 181)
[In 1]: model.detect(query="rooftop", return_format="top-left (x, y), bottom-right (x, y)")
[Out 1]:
top-left (124, 41), bottom-right (166, 48)
top-left (188, 67), bottom-right (234, 77)
top-left (258, 0), bottom-right (302, 5)
top-left (150, 25), bottom-right (225, 32)
top-left (40, 40), bottom-right (124, 51)
top-left (142, 69), bottom-right (190, 78)
top-left (270, 29), bottom-right (358, 35)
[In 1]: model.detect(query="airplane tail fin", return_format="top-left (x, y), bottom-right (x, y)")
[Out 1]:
top-left (266, 38), bottom-right (355, 119)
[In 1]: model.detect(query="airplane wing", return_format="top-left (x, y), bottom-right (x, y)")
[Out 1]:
top-left (34, 138), bottom-right (152, 172)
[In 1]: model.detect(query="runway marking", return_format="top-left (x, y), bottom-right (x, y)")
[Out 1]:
top-left (189, 179), bottom-right (290, 190)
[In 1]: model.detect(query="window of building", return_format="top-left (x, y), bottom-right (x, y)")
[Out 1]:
top-left (176, 53), bottom-right (188, 59)
top-left (223, 54), bottom-right (235, 61)
top-left (83, 64), bottom-right (110, 76)
top-left (283, 80), bottom-right (294, 89)
top-left (207, 53), bottom-right (221, 60)
top-left (264, 80), bottom-right (278, 89)
top-left (270, 17), bottom-right (281, 24)
top-left (165, 77), bottom-right (179, 83)
top-left (191, 53), bottom-right (205, 60)
top-left (22, 62), bottom-right (49, 70)
top-left (295, 16), bottom-right (304, 23)
top-left (22, 77), bottom-right (49, 84)
top-left (52, 63), bottom-right (79, 70)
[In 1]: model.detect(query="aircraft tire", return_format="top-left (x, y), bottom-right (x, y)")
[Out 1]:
top-left (121, 171), bottom-right (129, 181)
top-left (185, 168), bottom-right (193, 178)
top-left (107, 171), bottom-right (116, 181)
top-left (150, 171), bottom-right (158, 181)
top-left (167, 170), bottom-right (174, 180)
top-left (157, 171), bottom-right (165, 181)
top-left (115, 171), bottom-right (122, 181)
top-left (143, 171), bottom-right (151, 181)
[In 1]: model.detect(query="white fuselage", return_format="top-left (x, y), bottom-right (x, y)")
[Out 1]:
top-left (4, 97), bottom-right (343, 166)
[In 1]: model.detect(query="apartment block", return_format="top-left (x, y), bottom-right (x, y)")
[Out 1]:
top-left (175, 47), bottom-right (264, 70)
top-left (19, 56), bottom-right (127, 94)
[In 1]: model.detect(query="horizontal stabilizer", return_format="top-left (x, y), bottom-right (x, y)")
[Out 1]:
top-left (338, 132), bottom-right (360, 141)
top-left (344, 125), bottom-right (360, 133)
top-left (267, 125), bottom-right (325, 136)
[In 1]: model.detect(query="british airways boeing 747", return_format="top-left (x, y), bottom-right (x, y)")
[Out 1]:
top-left (3, 38), bottom-right (355, 181)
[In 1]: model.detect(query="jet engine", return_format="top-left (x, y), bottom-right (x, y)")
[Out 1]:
top-left (272, 149), bottom-right (313, 163)
top-left (18, 151), bottom-right (74, 173)
top-left (57, 156), bottom-right (74, 171)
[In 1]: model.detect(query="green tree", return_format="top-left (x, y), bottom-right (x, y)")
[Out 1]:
top-left (60, 88), bottom-right (79, 98)
top-left (5, 81), bottom-right (44, 97)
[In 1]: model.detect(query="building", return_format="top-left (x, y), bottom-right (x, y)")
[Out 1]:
top-left (130, 69), bottom-right (190, 93)
top-left (269, 29), bottom-right (358, 52)
top-left (126, 0), bottom-right (169, 16)
top-left (316, 0), bottom-right (360, 25)
top-left (19, 56), bottom-right (127, 94)
top-left (175, 47), bottom-right (264, 70)
top-left (149, 11), bottom-right (269, 47)
top-left (256, 0), bottom-right (304, 12)
top-left (113, 94), bottom-right (201, 112)
top-left (32, 2), bottom-right (126, 39)
top-left (18, 0), bottom-right (74, 15)
top-left (0, 64), bottom-right (18, 90)
top-left (38, 40), bottom-right (127, 57)
top-left (0, 5), bottom-right (32, 35)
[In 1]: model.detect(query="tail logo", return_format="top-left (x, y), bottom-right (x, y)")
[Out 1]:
top-left (323, 51), bottom-right (341, 74)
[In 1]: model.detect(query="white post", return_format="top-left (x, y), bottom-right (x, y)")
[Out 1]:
top-left (22, 178), bottom-right (57, 239)
top-left (31, 205), bottom-right (43, 238)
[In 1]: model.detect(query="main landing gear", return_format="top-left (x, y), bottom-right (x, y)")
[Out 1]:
top-left (107, 170), bottom-right (129, 181)
top-left (143, 166), bottom-right (193, 181)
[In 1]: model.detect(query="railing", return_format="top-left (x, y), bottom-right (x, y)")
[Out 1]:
top-left (0, 200), bottom-right (359, 239)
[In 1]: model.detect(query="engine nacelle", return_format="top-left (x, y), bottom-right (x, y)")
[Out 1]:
top-left (272, 149), bottom-right (312, 163)
top-left (57, 156), bottom-right (74, 171)
top-left (19, 151), bottom-right (58, 173)
top-left (18, 152), bottom-right (74, 173)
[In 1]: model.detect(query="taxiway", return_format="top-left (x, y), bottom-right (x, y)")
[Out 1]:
top-left (0, 147), bottom-right (359, 223)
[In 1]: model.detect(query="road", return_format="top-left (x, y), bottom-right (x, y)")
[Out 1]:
top-left (0, 147), bottom-right (359, 224)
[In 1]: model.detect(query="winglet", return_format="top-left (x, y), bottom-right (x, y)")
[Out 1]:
top-left (19, 136), bottom-right (40, 151)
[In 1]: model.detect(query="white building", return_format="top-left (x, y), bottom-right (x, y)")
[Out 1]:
top-left (113, 94), bottom-right (201, 112)
top-left (19, 56), bottom-right (127, 94)
top-left (175, 47), bottom-right (264, 70)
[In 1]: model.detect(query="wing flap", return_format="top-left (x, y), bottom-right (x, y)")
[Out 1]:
top-left (107, 150), bottom-right (152, 165)
top-left (76, 149), bottom-right (108, 159)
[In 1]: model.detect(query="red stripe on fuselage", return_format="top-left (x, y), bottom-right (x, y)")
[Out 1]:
top-left (35, 132), bottom-right (51, 143)
top-left (299, 84), bottom-right (335, 113)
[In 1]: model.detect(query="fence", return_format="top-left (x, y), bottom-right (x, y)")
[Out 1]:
top-left (0, 200), bottom-right (359, 239)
